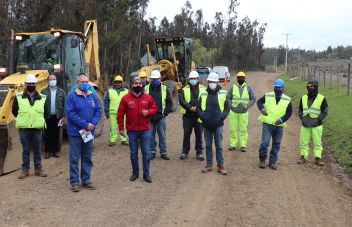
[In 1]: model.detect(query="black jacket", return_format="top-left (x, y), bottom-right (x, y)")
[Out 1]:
top-left (298, 93), bottom-right (328, 127)
top-left (179, 83), bottom-right (203, 118)
top-left (148, 84), bottom-right (172, 122)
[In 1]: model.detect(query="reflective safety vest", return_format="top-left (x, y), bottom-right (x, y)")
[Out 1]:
top-left (302, 94), bottom-right (324, 118)
top-left (108, 87), bottom-right (128, 114)
top-left (259, 92), bottom-right (291, 126)
top-left (180, 84), bottom-right (207, 114)
top-left (232, 83), bottom-right (249, 108)
top-left (200, 90), bottom-right (227, 112)
top-left (15, 92), bottom-right (46, 129)
top-left (144, 84), bottom-right (167, 114)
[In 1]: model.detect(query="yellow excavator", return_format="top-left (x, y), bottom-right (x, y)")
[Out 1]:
top-left (131, 37), bottom-right (196, 112)
top-left (0, 20), bottom-right (105, 175)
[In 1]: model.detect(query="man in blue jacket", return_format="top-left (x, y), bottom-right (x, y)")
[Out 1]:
top-left (197, 72), bottom-right (230, 175)
top-left (65, 74), bottom-right (102, 192)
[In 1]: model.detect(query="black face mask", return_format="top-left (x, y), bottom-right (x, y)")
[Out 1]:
top-left (132, 86), bottom-right (142, 93)
top-left (26, 86), bottom-right (36, 92)
top-left (237, 79), bottom-right (245, 85)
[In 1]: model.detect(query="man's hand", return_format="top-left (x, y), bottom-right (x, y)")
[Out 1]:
top-left (142, 110), bottom-right (149, 117)
top-left (61, 118), bottom-right (66, 124)
top-left (105, 112), bottom-right (109, 119)
top-left (274, 119), bottom-right (281, 125)
top-left (261, 110), bottom-right (268, 116)
top-left (86, 123), bottom-right (95, 131)
top-left (119, 130), bottom-right (125, 136)
top-left (190, 106), bottom-right (197, 112)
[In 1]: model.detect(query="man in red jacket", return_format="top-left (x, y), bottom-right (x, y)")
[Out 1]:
top-left (117, 77), bottom-right (158, 183)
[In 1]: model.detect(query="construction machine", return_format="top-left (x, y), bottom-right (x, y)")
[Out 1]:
top-left (0, 20), bottom-right (105, 175)
top-left (132, 37), bottom-right (196, 112)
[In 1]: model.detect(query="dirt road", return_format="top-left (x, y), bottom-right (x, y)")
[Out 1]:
top-left (1, 72), bottom-right (352, 226)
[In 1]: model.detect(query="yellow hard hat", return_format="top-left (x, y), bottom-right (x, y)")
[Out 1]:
top-left (138, 71), bottom-right (147, 78)
top-left (237, 72), bottom-right (246, 77)
top-left (114, 75), bottom-right (123, 82)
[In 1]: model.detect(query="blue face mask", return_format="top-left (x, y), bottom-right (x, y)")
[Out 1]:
top-left (49, 80), bottom-right (57, 87)
top-left (274, 89), bottom-right (283, 96)
top-left (189, 79), bottom-right (197, 86)
top-left (151, 80), bottom-right (160, 87)
top-left (51, 54), bottom-right (57, 59)
top-left (78, 83), bottom-right (89, 92)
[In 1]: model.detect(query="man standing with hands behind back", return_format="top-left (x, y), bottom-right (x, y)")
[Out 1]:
top-left (117, 77), bottom-right (157, 183)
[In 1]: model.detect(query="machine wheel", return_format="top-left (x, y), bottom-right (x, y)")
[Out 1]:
top-left (163, 80), bottom-right (178, 112)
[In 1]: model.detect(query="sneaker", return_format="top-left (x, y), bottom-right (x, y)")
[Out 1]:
top-left (315, 157), bottom-right (324, 166)
top-left (121, 141), bottom-right (129, 146)
top-left (18, 170), bottom-right (29, 179)
top-left (196, 154), bottom-right (204, 161)
top-left (180, 153), bottom-right (188, 160)
top-left (217, 164), bottom-right (228, 175)
top-left (228, 146), bottom-right (236, 151)
top-left (201, 166), bottom-right (213, 173)
top-left (161, 154), bottom-right (170, 160)
top-left (240, 147), bottom-right (246, 152)
top-left (151, 153), bottom-right (156, 160)
top-left (71, 184), bottom-right (80, 192)
top-left (34, 166), bottom-right (47, 177)
top-left (109, 142), bottom-right (116, 147)
top-left (297, 156), bottom-right (306, 164)
top-left (268, 163), bottom-right (277, 170)
top-left (82, 182), bottom-right (95, 190)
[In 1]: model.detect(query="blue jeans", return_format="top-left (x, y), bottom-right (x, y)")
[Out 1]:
top-left (19, 128), bottom-right (43, 170)
top-left (258, 123), bottom-right (284, 164)
top-left (204, 126), bottom-right (224, 167)
top-left (150, 117), bottom-right (167, 154)
top-left (128, 130), bottom-right (150, 176)
top-left (68, 135), bottom-right (94, 185)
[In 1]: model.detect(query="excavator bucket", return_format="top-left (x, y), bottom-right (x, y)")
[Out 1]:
top-left (0, 121), bottom-right (22, 175)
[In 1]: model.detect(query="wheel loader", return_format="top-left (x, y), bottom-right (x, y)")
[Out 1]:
top-left (0, 20), bottom-right (106, 175)
top-left (131, 37), bottom-right (196, 112)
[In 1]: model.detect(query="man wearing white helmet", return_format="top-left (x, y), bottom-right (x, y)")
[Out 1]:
top-left (12, 74), bottom-right (48, 179)
top-left (179, 71), bottom-right (206, 161)
top-left (144, 70), bottom-right (172, 160)
top-left (197, 72), bottom-right (230, 175)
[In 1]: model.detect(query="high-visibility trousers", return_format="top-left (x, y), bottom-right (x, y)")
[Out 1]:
top-left (299, 125), bottom-right (323, 158)
top-left (229, 111), bottom-right (249, 147)
top-left (109, 113), bottom-right (126, 143)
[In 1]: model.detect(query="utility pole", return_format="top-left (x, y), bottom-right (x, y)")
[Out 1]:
top-left (282, 33), bottom-right (292, 73)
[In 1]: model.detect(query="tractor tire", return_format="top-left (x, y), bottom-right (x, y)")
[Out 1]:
top-left (163, 80), bottom-right (178, 112)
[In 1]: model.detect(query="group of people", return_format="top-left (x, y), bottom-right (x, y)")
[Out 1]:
top-left (13, 69), bottom-right (328, 192)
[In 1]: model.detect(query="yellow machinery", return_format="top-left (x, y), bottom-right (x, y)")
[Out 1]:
top-left (0, 20), bottom-right (105, 175)
top-left (131, 37), bottom-right (196, 111)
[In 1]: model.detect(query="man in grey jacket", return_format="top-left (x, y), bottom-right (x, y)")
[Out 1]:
top-left (227, 72), bottom-right (256, 152)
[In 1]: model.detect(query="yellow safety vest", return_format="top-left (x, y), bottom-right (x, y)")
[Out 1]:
top-left (259, 92), bottom-right (291, 126)
top-left (108, 88), bottom-right (128, 114)
top-left (15, 92), bottom-right (46, 129)
top-left (232, 84), bottom-right (249, 108)
top-left (302, 94), bottom-right (324, 118)
top-left (180, 84), bottom-right (207, 114)
top-left (200, 90), bottom-right (227, 112)
top-left (144, 84), bottom-right (167, 114)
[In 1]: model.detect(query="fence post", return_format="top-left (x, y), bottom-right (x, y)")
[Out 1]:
top-left (338, 66), bottom-right (340, 92)
top-left (314, 66), bottom-right (316, 80)
top-left (348, 63), bottom-right (351, 96)
top-left (323, 65), bottom-right (326, 87)
top-left (330, 65), bottom-right (332, 89)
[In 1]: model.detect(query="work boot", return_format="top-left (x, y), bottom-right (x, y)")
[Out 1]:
top-left (161, 154), bottom-right (170, 160)
top-left (259, 157), bottom-right (266, 169)
top-left (228, 146), bottom-right (236, 151)
top-left (217, 164), bottom-right (228, 175)
top-left (150, 153), bottom-right (156, 160)
top-left (268, 163), bottom-right (277, 170)
top-left (196, 154), bottom-right (204, 161)
top-left (18, 170), bottom-right (29, 179)
top-left (297, 155), bottom-right (306, 164)
top-left (201, 166), bottom-right (213, 173)
top-left (315, 157), bottom-right (324, 166)
top-left (34, 166), bottom-right (47, 177)
top-left (109, 142), bottom-right (115, 147)
top-left (240, 147), bottom-right (246, 152)
top-left (45, 152), bottom-right (50, 159)
top-left (121, 141), bottom-right (129, 146)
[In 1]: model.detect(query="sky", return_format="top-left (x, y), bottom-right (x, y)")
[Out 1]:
top-left (146, 0), bottom-right (352, 51)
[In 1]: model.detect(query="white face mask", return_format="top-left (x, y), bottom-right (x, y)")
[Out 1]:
top-left (209, 83), bottom-right (217, 90)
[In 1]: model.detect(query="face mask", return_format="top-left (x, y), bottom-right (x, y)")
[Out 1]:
top-left (189, 79), bottom-right (197, 86)
top-left (237, 79), bottom-right (245, 85)
top-left (78, 83), bottom-right (89, 92)
top-left (209, 83), bottom-right (217, 90)
top-left (132, 86), bottom-right (142, 93)
top-left (308, 88), bottom-right (316, 95)
top-left (51, 54), bottom-right (57, 59)
top-left (274, 89), bottom-right (283, 96)
top-left (49, 80), bottom-right (57, 87)
top-left (151, 80), bottom-right (160, 87)
top-left (26, 85), bottom-right (36, 92)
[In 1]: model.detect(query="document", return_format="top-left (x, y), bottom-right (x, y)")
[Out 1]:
top-left (79, 129), bottom-right (94, 143)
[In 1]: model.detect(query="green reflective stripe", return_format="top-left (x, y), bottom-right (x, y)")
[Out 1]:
top-left (200, 90), bottom-right (226, 113)
top-left (181, 85), bottom-right (206, 114)
top-left (302, 94), bottom-right (324, 118)
top-left (258, 92), bottom-right (290, 126)
top-left (232, 85), bottom-right (249, 108)
top-left (281, 97), bottom-right (291, 101)
top-left (145, 84), bottom-right (166, 113)
top-left (266, 94), bottom-right (275, 97)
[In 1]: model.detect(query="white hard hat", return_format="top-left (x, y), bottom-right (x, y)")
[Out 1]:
top-left (24, 74), bottom-right (37, 83)
top-left (188, 71), bottom-right (199, 78)
top-left (207, 72), bottom-right (219, 82)
top-left (150, 70), bottom-right (161, 79)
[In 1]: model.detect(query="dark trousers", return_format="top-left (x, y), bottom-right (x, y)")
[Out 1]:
top-left (182, 115), bottom-right (203, 155)
top-left (44, 115), bottom-right (61, 153)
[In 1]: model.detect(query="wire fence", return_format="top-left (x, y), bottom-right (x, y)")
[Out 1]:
top-left (287, 63), bottom-right (351, 95)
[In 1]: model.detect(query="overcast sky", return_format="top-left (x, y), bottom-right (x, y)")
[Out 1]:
top-left (147, 0), bottom-right (352, 51)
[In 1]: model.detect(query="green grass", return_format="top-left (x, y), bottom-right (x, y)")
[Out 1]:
top-left (281, 74), bottom-right (352, 174)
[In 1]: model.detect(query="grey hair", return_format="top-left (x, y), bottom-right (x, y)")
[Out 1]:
top-left (76, 74), bottom-right (88, 84)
